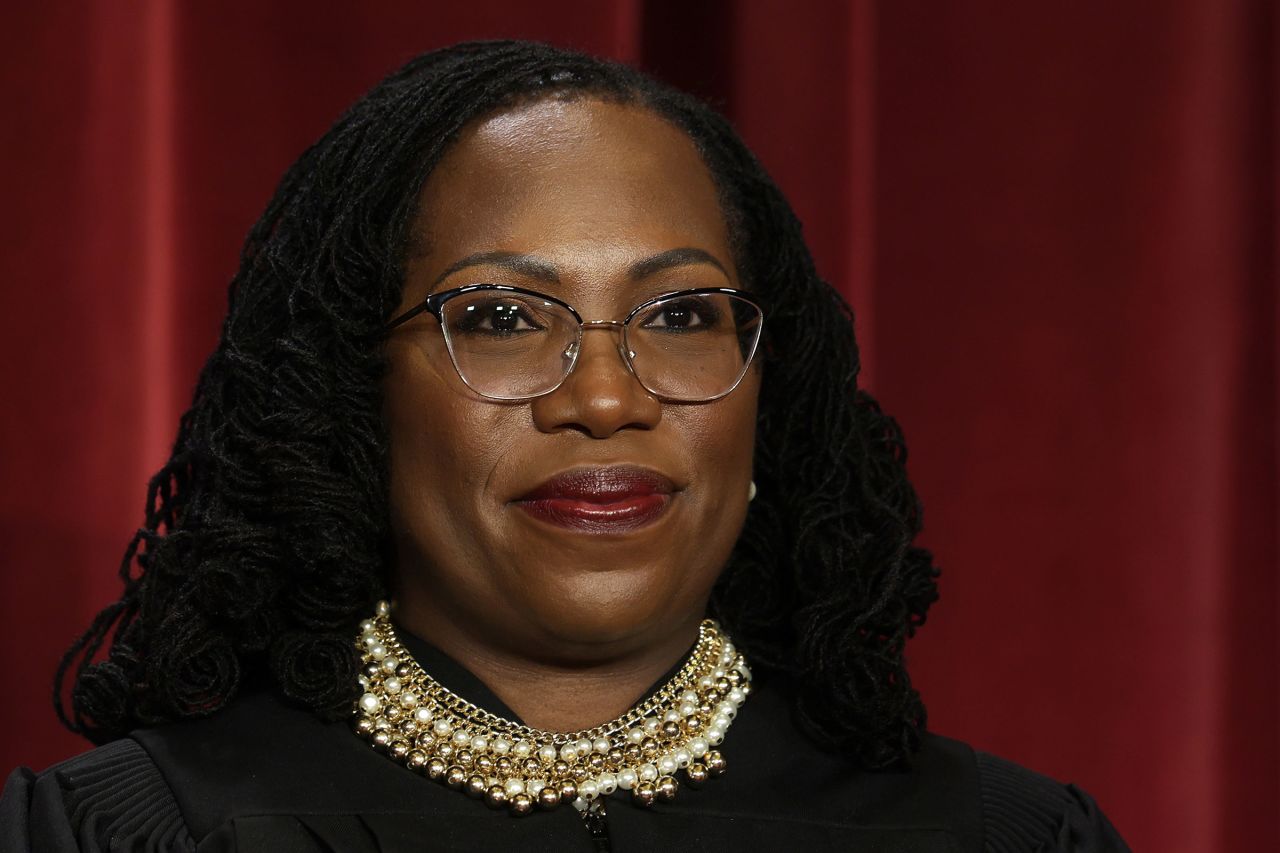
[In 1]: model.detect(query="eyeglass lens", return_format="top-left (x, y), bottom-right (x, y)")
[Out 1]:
top-left (438, 291), bottom-right (762, 401)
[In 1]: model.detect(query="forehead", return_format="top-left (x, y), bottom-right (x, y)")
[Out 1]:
top-left (410, 97), bottom-right (734, 301)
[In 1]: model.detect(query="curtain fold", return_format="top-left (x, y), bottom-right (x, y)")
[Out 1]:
top-left (1, 2), bottom-right (1273, 849)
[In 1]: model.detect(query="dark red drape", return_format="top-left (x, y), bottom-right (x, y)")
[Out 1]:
top-left (2, 3), bottom-right (1275, 850)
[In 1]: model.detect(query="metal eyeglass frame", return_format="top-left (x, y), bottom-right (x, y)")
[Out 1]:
top-left (384, 283), bottom-right (765, 402)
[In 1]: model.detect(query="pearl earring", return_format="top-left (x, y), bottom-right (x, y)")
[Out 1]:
top-left (748, 480), bottom-right (757, 502)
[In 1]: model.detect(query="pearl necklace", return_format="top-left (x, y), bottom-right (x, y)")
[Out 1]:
top-left (352, 601), bottom-right (752, 817)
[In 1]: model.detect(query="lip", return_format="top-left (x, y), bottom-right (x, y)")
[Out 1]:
top-left (512, 466), bottom-right (677, 533)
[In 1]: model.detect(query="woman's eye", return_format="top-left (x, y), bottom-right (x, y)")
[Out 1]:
top-left (641, 298), bottom-right (720, 330)
top-left (455, 301), bottom-right (543, 335)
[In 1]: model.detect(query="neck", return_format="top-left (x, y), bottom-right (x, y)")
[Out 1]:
top-left (392, 599), bottom-right (704, 732)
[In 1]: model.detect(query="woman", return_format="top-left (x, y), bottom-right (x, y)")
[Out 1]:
top-left (1, 41), bottom-right (1128, 851)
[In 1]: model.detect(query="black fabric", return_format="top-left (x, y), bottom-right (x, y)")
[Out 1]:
top-left (2, 635), bottom-right (1130, 852)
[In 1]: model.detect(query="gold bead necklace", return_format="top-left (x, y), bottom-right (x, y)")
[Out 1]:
top-left (351, 601), bottom-right (752, 817)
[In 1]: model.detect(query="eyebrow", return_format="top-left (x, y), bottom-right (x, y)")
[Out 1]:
top-left (431, 247), bottom-right (730, 288)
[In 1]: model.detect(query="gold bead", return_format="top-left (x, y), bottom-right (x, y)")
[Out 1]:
top-left (399, 720), bottom-right (418, 736)
top-left (557, 778), bottom-right (577, 802)
top-left (466, 774), bottom-right (487, 798)
top-left (538, 786), bottom-right (561, 810)
top-left (705, 751), bottom-right (726, 776)
top-left (655, 775), bottom-right (679, 802)
top-left (661, 721), bottom-right (680, 739)
top-left (686, 762), bottom-right (709, 785)
top-left (354, 718), bottom-right (375, 736)
top-left (389, 740), bottom-right (409, 760)
top-left (552, 760), bottom-right (570, 777)
top-left (522, 757), bottom-right (543, 775)
top-left (363, 663), bottom-right (381, 678)
top-left (436, 743), bottom-right (455, 761)
top-left (624, 744), bottom-right (643, 761)
top-left (371, 731), bottom-right (390, 750)
top-left (456, 749), bottom-right (474, 768)
top-left (395, 663), bottom-right (412, 678)
top-left (406, 749), bottom-right (427, 770)
top-left (607, 747), bottom-right (625, 766)
top-left (426, 758), bottom-right (447, 779)
top-left (475, 755), bottom-right (495, 774)
top-left (640, 737), bottom-right (659, 756)
top-left (715, 678), bottom-right (731, 693)
top-left (684, 716), bottom-right (704, 733)
top-left (587, 754), bottom-right (605, 771)
top-left (445, 765), bottom-right (466, 788)
top-left (485, 785), bottom-right (508, 809)
top-left (632, 781), bottom-right (657, 807)
top-left (510, 793), bottom-right (534, 816)
top-left (384, 705), bottom-right (402, 721)
top-left (496, 758), bottom-right (514, 775)
top-left (704, 690), bottom-right (722, 705)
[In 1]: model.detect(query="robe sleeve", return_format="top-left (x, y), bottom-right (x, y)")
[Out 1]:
top-left (977, 751), bottom-right (1131, 853)
top-left (0, 738), bottom-right (194, 853)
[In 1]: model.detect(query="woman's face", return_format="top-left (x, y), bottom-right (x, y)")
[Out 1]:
top-left (383, 97), bottom-right (759, 662)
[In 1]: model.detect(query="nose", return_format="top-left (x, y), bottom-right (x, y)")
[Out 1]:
top-left (530, 325), bottom-right (661, 438)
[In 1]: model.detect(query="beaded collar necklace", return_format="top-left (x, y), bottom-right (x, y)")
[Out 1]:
top-left (352, 601), bottom-right (752, 817)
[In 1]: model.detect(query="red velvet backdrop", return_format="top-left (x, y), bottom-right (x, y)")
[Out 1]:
top-left (1, 2), bottom-right (1275, 850)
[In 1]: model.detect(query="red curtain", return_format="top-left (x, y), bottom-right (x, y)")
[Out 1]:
top-left (1, 2), bottom-right (1274, 849)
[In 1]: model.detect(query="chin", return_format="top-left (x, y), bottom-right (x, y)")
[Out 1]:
top-left (524, 578), bottom-right (693, 656)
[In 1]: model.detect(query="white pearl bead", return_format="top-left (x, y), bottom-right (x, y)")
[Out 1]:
top-left (713, 715), bottom-right (731, 731)
top-left (559, 743), bottom-right (578, 762)
top-left (528, 778), bottom-right (546, 795)
top-left (358, 693), bottom-right (380, 713)
top-left (739, 662), bottom-right (752, 679)
top-left (681, 689), bottom-right (699, 705)
top-left (358, 675), bottom-right (369, 689)
top-left (674, 748), bottom-right (692, 768)
top-left (383, 677), bottom-right (401, 694)
top-left (414, 707), bottom-right (433, 724)
top-left (470, 736), bottom-right (488, 752)
top-left (399, 691), bottom-right (418, 709)
top-left (369, 644), bottom-right (387, 661)
top-left (511, 740), bottom-right (531, 757)
top-left (451, 730), bottom-right (470, 746)
top-left (638, 763), bottom-right (658, 782)
top-left (504, 778), bottom-right (525, 797)
top-left (728, 688), bottom-right (745, 705)
top-left (493, 738), bottom-right (512, 755)
top-left (578, 779), bottom-right (599, 801)
top-left (679, 703), bottom-right (698, 717)
top-left (618, 768), bottom-right (638, 790)
top-left (713, 668), bottom-right (726, 679)
top-left (657, 755), bottom-right (677, 775)
top-left (381, 657), bottom-right (398, 673)
top-left (363, 635), bottom-right (379, 649)
top-left (707, 727), bottom-right (724, 746)
top-left (698, 675), bottom-right (715, 690)
top-left (592, 737), bottom-right (610, 754)
top-left (576, 738), bottom-right (592, 755)
top-left (597, 772), bottom-right (617, 795)
top-left (433, 720), bottom-right (452, 737)
top-left (538, 745), bottom-right (558, 764)
top-left (643, 717), bottom-right (661, 734)
top-left (626, 728), bottom-right (646, 744)
top-left (360, 619), bottom-right (375, 633)
top-left (689, 737), bottom-right (709, 757)
top-left (663, 709), bottom-right (681, 723)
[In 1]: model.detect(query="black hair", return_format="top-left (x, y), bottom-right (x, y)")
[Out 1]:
top-left (56, 40), bottom-right (939, 771)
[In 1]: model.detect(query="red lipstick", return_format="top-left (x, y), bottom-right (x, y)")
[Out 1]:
top-left (513, 466), bottom-right (675, 533)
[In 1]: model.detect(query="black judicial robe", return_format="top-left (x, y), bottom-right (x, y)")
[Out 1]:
top-left (1, 632), bottom-right (1129, 852)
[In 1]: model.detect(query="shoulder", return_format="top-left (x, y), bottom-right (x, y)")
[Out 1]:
top-left (970, 746), bottom-right (1131, 853)
top-left (0, 737), bottom-right (194, 853)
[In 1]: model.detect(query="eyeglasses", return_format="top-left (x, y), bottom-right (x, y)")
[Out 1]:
top-left (386, 284), bottom-right (764, 402)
